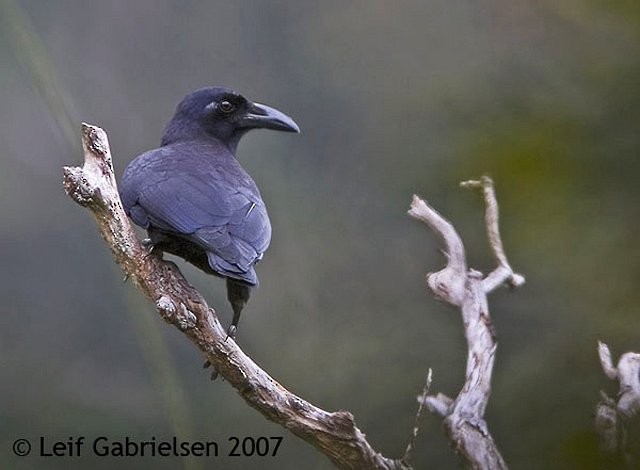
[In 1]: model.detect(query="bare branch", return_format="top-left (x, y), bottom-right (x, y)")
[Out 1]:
top-left (596, 391), bottom-right (618, 454)
top-left (408, 178), bottom-right (525, 469)
top-left (461, 176), bottom-right (525, 293)
top-left (63, 124), bottom-right (409, 470)
top-left (596, 342), bottom-right (640, 464)
top-left (408, 195), bottom-right (466, 306)
top-left (598, 341), bottom-right (618, 380)
top-left (423, 393), bottom-right (454, 418)
top-left (597, 342), bottom-right (640, 419)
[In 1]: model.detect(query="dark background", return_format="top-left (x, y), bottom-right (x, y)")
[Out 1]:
top-left (1, 1), bottom-right (639, 469)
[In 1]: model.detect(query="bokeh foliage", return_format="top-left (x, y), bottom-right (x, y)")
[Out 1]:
top-left (1, 1), bottom-right (639, 469)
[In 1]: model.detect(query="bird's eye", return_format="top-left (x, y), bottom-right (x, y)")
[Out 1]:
top-left (218, 100), bottom-right (235, 114)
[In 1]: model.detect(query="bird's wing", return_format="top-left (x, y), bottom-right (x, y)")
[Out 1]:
top-left (123, 149), bottom-right (271, 281)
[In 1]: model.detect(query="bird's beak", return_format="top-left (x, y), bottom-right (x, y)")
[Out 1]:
top-left (241, 102), bottom-right (300, 133)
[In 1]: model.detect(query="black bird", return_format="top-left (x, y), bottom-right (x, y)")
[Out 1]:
top-left (120, 87), bottom-right (299, 338)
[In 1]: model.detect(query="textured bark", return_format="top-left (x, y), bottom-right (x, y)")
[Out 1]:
top-left (63, 123), bottom-right (409, 470)
top-left (408, 176), bottom-right (525, 470)
top-left (596, 341), bottom-right (640, 465)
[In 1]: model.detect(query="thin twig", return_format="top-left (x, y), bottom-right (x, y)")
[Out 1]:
top-left (598, 341), bottom-right (618, 380)
top-left (461, 176), bottom-right (525, 293)
top-left (403, 369), bottom-right (433, 464)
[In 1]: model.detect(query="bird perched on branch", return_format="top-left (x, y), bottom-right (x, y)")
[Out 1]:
top-left (120, 87), bottom-right (299, 338)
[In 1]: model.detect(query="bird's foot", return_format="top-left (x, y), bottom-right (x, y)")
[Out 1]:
top-left (225, 325), bottom-right (237, 342)
top-left (140, 238), bottom-right (161, 260)
top-left (141, 238), bottom-right (154, 249)
top-left (203, 359), bottom-right (219, 381)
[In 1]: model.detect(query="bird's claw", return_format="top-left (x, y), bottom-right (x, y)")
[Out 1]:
top-left (140, 238), bottom-right (159, 260)
top-left (225, 325), bottom-right (237, 342)
top-left (141, 238), bottom-right (154, 249)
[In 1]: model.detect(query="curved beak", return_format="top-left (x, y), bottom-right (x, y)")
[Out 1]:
top-left (240, 102), bottom-right (300, 133)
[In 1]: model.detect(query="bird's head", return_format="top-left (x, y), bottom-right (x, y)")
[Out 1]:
top-left (161, 87), bottom-right (300, 150)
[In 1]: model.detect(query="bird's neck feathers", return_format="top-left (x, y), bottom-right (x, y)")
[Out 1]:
top-left (160, 116), bottom-right (247, 154)
top-left (160, 117), bottom-right (212, 146)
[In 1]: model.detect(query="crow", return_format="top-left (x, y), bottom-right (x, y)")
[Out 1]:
top-left (120, 87), bottom-right (299, 338)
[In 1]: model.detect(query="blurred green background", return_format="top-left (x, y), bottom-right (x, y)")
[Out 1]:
top-left (1, 1), bottom-right (639, 468)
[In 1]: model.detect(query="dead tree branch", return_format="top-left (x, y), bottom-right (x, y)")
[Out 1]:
top-left (63, 123), bottom-right (412, 470)
top-left (596, 341), bottom-right (640, 464)
top-left (408, 176), bottom-right (525, 469)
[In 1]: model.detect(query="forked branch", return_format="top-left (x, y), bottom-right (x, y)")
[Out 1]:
top-left (408, 176), bottom-right (525, 469)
